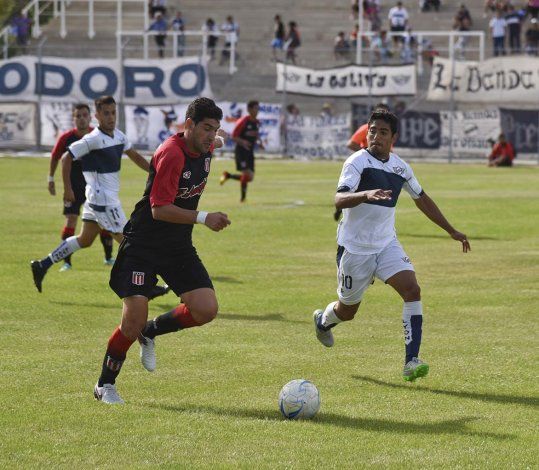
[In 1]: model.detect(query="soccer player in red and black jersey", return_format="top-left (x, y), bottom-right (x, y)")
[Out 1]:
top-left (48, 103), bottom-right (114, 271)
top-left (220, 100), bottom-right (264, 202)
top-left (94, 97), bottom-right (230, 404)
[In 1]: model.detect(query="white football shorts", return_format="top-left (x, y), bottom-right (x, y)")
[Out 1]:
top-left (81, 201), bottom-right (127, 234)
top-left (337, 238), bottom-right (415, 305)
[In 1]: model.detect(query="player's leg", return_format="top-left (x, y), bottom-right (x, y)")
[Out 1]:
top-left (100, 230), bottom-right (115, 265)
top-left (378, 239), bottom-right (428, 381)
top-left (313, 246), bottom-right (375, 347)
top-left (240, 168), bottom-right (254, 202)
top-left (94, 296), bottom-right (148, 404)
top-left (30, 215), bottom-right (99, 292)
top-left (138, 252), bottom-right (214, 371)
top-left (59, 213), bottom-right (78, 271)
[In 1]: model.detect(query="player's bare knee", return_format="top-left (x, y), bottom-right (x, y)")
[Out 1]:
top-left (403, 283), bottom-right (421, 302)
top-left (192, 305), bottom-right (218, 324)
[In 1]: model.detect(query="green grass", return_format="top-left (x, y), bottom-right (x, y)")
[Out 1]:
top-left (0, 157), bottom-right (538, 468)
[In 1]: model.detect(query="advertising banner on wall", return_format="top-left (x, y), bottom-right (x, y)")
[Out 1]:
top-left (285, 114), bottom-right (351, 159)
top-left (40, 102), bottom-right (99, 147)
top-left (276, 63), bottom-right (416, 97)
top-left (397, 110), bottom-right (441, 149)
top-left (0, 56), bottom-right (211, 104)
top-left (440, 108), bottom-right (501, 154)
top-left (0, 103), bottom-right (36, 147)
top-left (500, 108), bottom-right (539, 155)
top-left (427, 57), bottom-right (539, 103)
top-left (124, 101), bottom-right (281, 153)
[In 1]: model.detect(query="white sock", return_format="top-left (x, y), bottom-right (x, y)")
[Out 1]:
top-left (321, 301), bottom-right (341, 328)
top-left (49, 236), bottom-right (81, 263)
top-left (402, 301), bottom-right (422, 346)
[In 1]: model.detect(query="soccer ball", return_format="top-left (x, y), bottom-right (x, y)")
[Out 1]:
top-left (278, 379), bottom-right (320, 420)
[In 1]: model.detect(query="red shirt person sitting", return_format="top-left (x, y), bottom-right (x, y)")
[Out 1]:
top-left (488, 133), bottom-right (516, 167)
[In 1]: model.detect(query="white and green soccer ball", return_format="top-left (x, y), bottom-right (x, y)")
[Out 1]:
top-left (278, 379), bottom-right (320, 420)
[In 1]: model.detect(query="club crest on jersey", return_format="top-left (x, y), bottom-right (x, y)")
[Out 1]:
top-left (183, 170), bottom-right (191, 179)
top-left (393, 166), bottom-right (405, 176)
top-left (204, 157), bottom-right (211, 172)
top-left (132, 271), bottom-right (145, 285)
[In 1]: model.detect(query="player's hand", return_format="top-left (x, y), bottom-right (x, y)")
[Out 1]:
top-left (216, 128), bottom-right (227, 139)
top-left (365, 189), bottom-right (392, 201)
top-left (205, 212), bottom-right (231, 232)
top-left (63, 188), bottom-right (75, 203)
top-left (48, 181), bottom-right (56, 196)
top-left (450, 231), bottom-right (471, 253)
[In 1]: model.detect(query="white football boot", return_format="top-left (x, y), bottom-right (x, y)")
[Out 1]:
top-left (94, 383), bottom-right (125, 404)
top-left (313, 309), bottom-right (334, 347)
top-left (139, 335), bottom-right (156, 372)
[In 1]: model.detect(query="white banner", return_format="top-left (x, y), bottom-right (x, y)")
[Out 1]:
top-left (0, 103), bottom-right (36, 147)
top-left (40, 102), bottom-right (99, 147)
top-left (276, 63), bottom-right (416, 96)
top-left (440, 109), bottom-right (501, 154)
top-left (124, 101), bottom-right (281, 153)
top-left (285, 113), bottom-right (351, 159)
top-left (0, 56), bottom-right (211, 104)
top-left (428, 57), bottom-right (539, 103)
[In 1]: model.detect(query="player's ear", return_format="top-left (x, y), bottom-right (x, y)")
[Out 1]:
top-left (184, 117), bottom-right (194, 131)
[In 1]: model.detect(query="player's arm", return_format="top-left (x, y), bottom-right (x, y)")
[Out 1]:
top-left (214, 128), bottom-right (227, 149)
top-left (232, 117), bottom-right (251, 150)
top-left (414, 192), bottom-right (471, 253)
top-left (125, 148), bottom-right (150, 172)
top-left (347, 139), bottom-right (362, 152)
top-left (48, 158), bottom-right (59, 195)
top-left (152, 205), bottom-right (231, 232)
top-left (61, 151), bottom-right (75, 203)
top-left (335, 188), bottom-right (392, 209)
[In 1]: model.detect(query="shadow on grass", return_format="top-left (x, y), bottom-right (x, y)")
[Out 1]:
top-left (212, 276), bottom-right (243, 284)
top-left (148, 403), bottom-right (512, 439)
top-left (49, 300), bottom-right (117, 309)
top-left (399, 233), bottom-right (499, 241)
top-left (217, 312), bottom-right (305, 323)
top-left (353, 375), bottom-right (539, 408)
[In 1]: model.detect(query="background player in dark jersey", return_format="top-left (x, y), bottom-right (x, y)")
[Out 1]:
top-left (220, 100), bottom-right (264, 202)
top-left (48, 103), bottom-right (114, 271)
top-left (94, 97), bottom-right (230, 405)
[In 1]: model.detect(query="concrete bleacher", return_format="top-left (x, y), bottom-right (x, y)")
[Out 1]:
top-left (23, 0), bottom-right (495, 111)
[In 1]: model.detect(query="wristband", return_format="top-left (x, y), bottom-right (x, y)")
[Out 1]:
top-left (196, 211), bottom-right (208, 225)
top-left (48, 175), bottom-right (55, 183)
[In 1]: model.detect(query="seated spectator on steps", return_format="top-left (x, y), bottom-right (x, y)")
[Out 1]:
top-left (488, 133), bottom-right (515, 167)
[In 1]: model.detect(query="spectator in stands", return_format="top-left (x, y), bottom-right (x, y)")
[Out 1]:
top-left (420, 36), bottom-right (440, 65)
top-left (149, 0), bottom-right (167, 18)
top-left (525, 17), bottom-right (539, 54)
top-left (454, 4), bottom-right (473, 59)
top-left (388, 1), bottom-right (409, 45)
top-left (528, 0), bottom-right (539, 18)
top-left (320, 103), bottom-right (335, 120)
top-left (489, 10), bottom-right (507, 56)
top-left (271, 14), bottom-right (285, 61)
top-left (488, 133), bottom-right (515, 167)
top-left (334, 31), bottom-right (351, 60)
top-left (203, 18), bottom-right (219, 60)
top-left (420, 0), bottom-right (441, 12)
top-left (284, 21), bottom-right (301, 64)
top-left (400, 27), bottom-right (416, 64)
top-left (171, 11), bottom-right (185, 57)
top-left (220, 15), bottom-right (240, 66)
top-left (505, 5), bottom-right (524, 53)
top-left (11, 11), bottom-right (32, 52)
top-left (371, 29), bottom-right (392, 63)
top-left (149, 12), bottom-right (168, 58)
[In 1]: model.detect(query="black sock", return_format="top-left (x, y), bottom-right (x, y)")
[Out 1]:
top-left (241, 183), bottom-right (247, 201)
top-left (229, 173), bottom-right (241, 180)
top-left (142, 308), bottom-right (182, 339)
top-left (100, 232), bottom-right (114, 260)
top-left (405, 315), bottom-right (423, 363)
top-left (98, 353), bottom-right (124, 386)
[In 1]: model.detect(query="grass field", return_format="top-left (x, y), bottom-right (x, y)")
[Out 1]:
top-left (0, 156), bottom-right (538, 468)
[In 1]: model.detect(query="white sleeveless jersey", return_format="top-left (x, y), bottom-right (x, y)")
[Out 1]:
top-left (68, 127), bottom-right (132, 207)
top-left (336, 149), bottom-right (423, 255)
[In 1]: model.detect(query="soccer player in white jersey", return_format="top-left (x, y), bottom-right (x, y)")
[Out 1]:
top-left (31, 96), bottom-right (169, 300)
top-left (313, 109), bottom-right (471, 382)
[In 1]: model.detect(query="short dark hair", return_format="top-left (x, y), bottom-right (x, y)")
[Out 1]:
top-left (185, 97), bottom-right (223, 124)
top-left (368, 109), bottom-right (399, 135)
top-left (73, 103), bottom-right (90, 113)
top-left (247, 100), bottom-right (259, 110)
top-left (94, 95), bottom-right (116, 111)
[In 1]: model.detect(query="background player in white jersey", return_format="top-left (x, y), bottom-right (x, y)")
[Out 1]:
top-left (31, 96), bottom-right (169, 300)
top-left (313, 109), bottom-right (471, 382)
